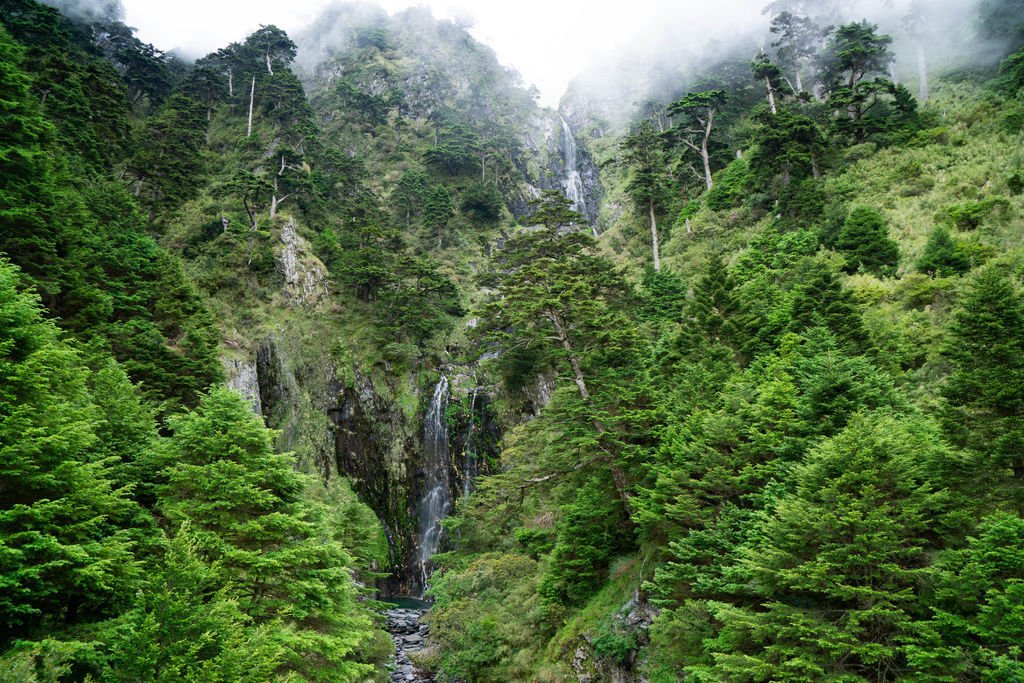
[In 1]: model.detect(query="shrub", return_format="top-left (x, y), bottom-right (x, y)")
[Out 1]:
top-left (941, 197), bottom-right (1010, 230)
top-left (706, 158), bottom-right (751, 211)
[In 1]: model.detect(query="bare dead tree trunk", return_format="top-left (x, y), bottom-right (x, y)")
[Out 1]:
top-left (270, 193), bottom-right (297, 218)
top-left (265, 53), bottom-right (273, 76)
top-left (243, 196), bottom-right (257, 265)
top-left (701, 143), bottom-right (713, 190)
top-left (701, 110), bottom-right (714, 190)
top-left (227, 67), bottom-right (233, 97)
top-left (247, 75), bottom-right (255, 137)
top-left (765, 77), bottom-right (777, 114)
top-left (550, 312), bottom-right (589, 401)
top-left (649, 199), bottom-right (660, 271)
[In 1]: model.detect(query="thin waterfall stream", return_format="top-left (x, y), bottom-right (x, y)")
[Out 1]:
top-left (559, 115), bottom-right (594, 236)
top-left (462, 382), bottom-right (479, 499)
top-left (415, 376), bottom-right (451, 595)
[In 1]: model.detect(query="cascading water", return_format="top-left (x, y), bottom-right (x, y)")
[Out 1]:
top-left (559, 115), bottom-right (594, 235)
top-left (415, 376), bottom-right (451, 595)
top-left (462, 383), bottom-right (480, 499)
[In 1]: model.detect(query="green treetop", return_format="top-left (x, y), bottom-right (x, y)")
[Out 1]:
top-left (156, 387), bottom-right (377, 679)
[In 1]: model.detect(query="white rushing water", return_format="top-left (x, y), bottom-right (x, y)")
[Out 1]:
top-left (462, 383), bottom-right (480, 500)
top-left (559, 115), bottom-right (593, 235)
top-left (416, 376), bottom-right (451, 594)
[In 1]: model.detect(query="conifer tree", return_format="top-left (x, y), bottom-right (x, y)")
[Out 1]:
top-left (0, 22), bottom-right (61, 296)
top-left (125, 93), bottom-right (208, 225)
top-left (100, 525), bottom-right (284, 682)
top-left (667, 90), bottom-right (727, 190)
top-left (157, 387), bottom-right (377, 679)
top-left (916, 513), bottom-right (1024, 679)
top-left (699, 414), bottom-right (952, 682)
top-left (478, 191), bottom-right (640, 503)
top-left (941, 265), bottom-right (1024, 510)
top-left (916, 226), bottom-right (970, 276)
top-left (836, 206), bottom-right (900, 276)
top-left (423, 184), bottom-right (454, 244)
top-left (768, 10), bottom-right (831, 95)
top-left (819, 21), bottom-right (895, 143)
top-left (620, 119), bottom-right (672, 270)
top-left (0, 261), bottom-right (142, 644)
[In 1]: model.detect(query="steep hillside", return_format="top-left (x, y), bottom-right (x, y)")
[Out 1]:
top-left (2, 0), bottom-right (1024, 681)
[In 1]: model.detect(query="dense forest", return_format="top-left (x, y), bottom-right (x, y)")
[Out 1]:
top-left (1, 0), bottom-right (1023, 680)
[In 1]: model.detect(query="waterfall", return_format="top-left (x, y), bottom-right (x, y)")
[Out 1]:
top-left (416, 376), bottom-right (451, 595)
top-left (559, 115), bottom-right (593, 235)
top-left (462, 383), bottom-right (480, 499)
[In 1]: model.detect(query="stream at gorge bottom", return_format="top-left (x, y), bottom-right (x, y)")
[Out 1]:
top-left (383, 597), bottom-right (433, 682)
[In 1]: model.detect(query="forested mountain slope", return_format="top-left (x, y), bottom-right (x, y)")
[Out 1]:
top-left (1, 0), bottom-right (1023, 680)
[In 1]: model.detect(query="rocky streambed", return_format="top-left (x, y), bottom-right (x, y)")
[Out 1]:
top-left (385, 605), bottom-right (433, 682)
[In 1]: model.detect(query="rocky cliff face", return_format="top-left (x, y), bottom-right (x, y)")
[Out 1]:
top-left (218, 215), bottom-right (507, 592)
top-left (214, 5), bottom-right (599, 594)
top-left (509, 110), bottom-right (603, 226)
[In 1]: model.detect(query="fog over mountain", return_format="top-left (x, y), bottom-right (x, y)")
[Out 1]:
top-left (117, 0), bottom-right (991, 110)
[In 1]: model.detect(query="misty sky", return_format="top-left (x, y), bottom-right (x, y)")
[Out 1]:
top-left (120, 0), bottom-right (766, 106)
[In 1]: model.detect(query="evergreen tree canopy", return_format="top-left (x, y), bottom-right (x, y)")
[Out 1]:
top-left (157, 387), bottom-right (376, 680)
top-left (836, 206), bottom-right (900, 276)
top-left (941, 265), bottom-right (1024, 510)
top-left (0, 261), bottom-right (142, 645)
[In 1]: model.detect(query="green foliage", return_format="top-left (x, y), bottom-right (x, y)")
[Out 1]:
top-left (918, 513), bottom-right (1024, 679)
top-left (376, 254), bottom-right (464, 346)
top-left (1000, 47), bottom-right (1024, 92)
top-left (0, 23), bottom-right (221, 410)
top-left (820, 21), bottom-right (896, 143)
top-left (1, 1), bottom-right (132, 169)
top-left (539, 478), bottom-right (633, 610)
top-left (768, 10), bottom-right (828, 96)
top-left (836, 206), bottom-right (900, 276)
top-left (459, 181), bottom-right (503, 226)
top-left (620, 119), bottom-right (673, 217)
top-left (393, 169), bottom-right (428, 226)
top-left (477, 192), bottom-right (631, 392)
top-left (157, 387), bottom-right (378, 680)
top-left (695, 414), bottom-right (954, 682)
top-left (636, 267), bottom-right (687, 323)
top-left (6, 2), bottom-right (1024, 681)
top-left (666, 89), bottom-right (729, 190)
top-left (423, 184), bottom-right (454, 238)
top-left (941, 197), bottom-right (1010, 230)
top-left (99, 525), bottom-right (284, 682)
top-left (747, 106), bottom-right (824, 198)
top-left (941, 265), bottom-right (1024, 510)
top-left (424, 123), bottom-right (481, 176)
top-left (591, 617), bottom-right (639, 665)
top-left (705, 158), bottom-right (752, 211)
top-left (917, 226), bottom-right (972, 276)
top-left (0, 261), bottom-right (143, 644)
top-left (243, 24), bottom-right (297, 75)
top-left (429, 553), bottom-right (545, 682)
